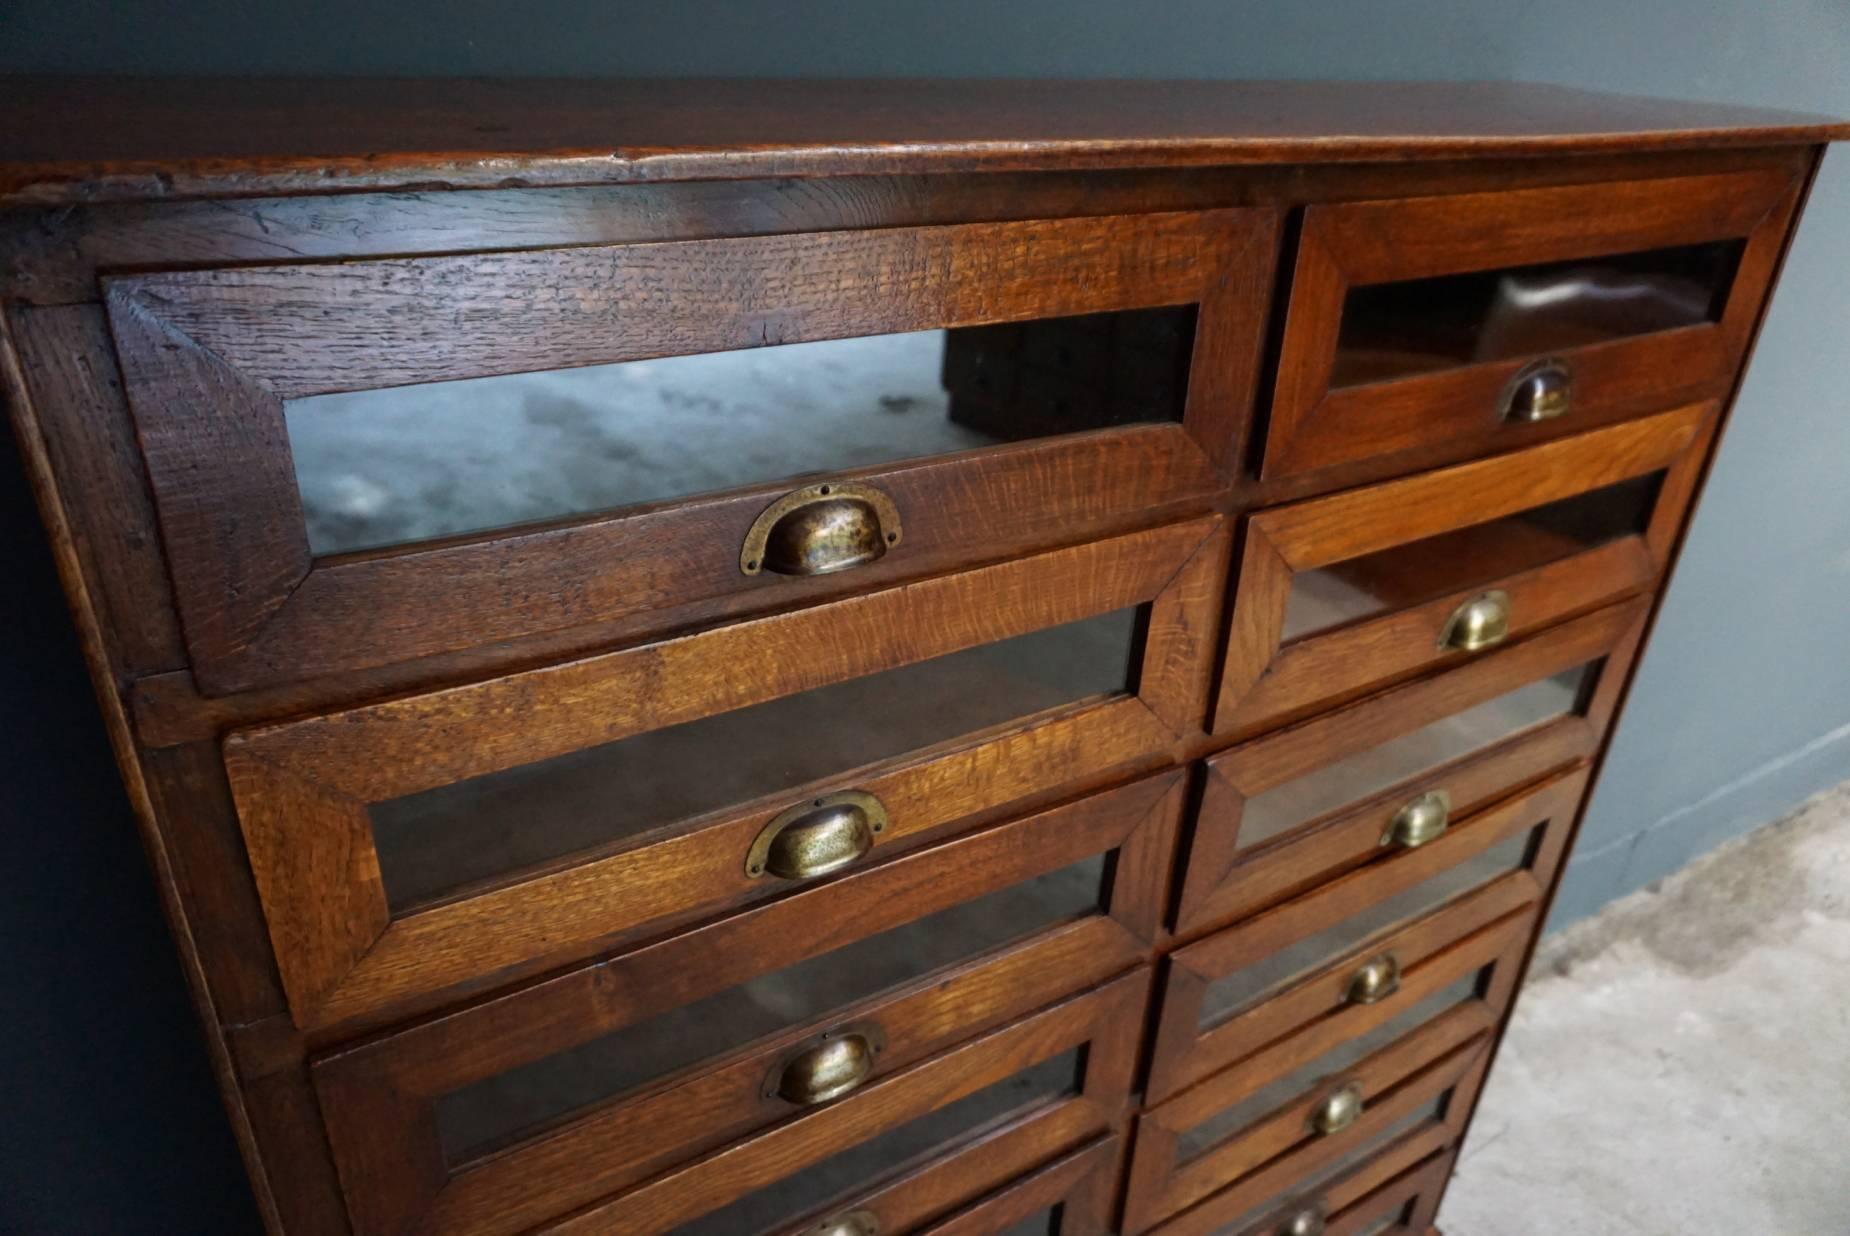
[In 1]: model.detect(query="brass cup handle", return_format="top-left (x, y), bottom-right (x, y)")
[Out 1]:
top-left (1277, 1205), bottom-right (1328, 1236)
top-left (805, 1212), bottom-right (880, 1236)
top-left (1345, 953), bottom-right (1402, 1005)
top-left (741, 482), bottom-right (903, 577)
top-left (1310, 1082), bottom-right (1365, 1136)
top-left (746, 791), bottom-right (888, 881)
top-left (1439, 589), bottom-right (1511, 653)
top-left (766, 1024), bottom-right (886, 1106)
top-left (1503, 358), bottom-right (1573, 423)
top-left (1382, 789), bottom-right (1451, 849)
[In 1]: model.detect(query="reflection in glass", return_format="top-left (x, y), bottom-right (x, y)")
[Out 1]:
top-left (1281, 475), bottom-right (1663, 641)
top-left (286, 308), bottom-right (1196, 555)
top-left (1332, 240), bottom-right (1743, 388)
top-left (436, 857), bottom-right (1107, 1162)
top-left (1200, 831), bottom-right (1533, 1028)
top-left (373, 607), bottom-right (1142, 909)
top-left (668, 1050), bottom-right (1084, 1236)
top-left (1236, 668), bottom-right (1590, 851)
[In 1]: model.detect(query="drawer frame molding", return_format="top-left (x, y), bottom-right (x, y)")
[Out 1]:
top-left (538, 970), bottom-right (1151, 1236)
top-left (1263, 169), bottom-right (1801, 479)
top-left (1214, 404), bottom-right (1713, 737)
top-left (1181, 599), bottom-right (1646, 937)
top-left (310, 776), bottom-right (1180, 1236)
top-left (1123, 1000), bottom-right (1494, 1233)
top-left (223, 518), bottom-right (1225, 1029)
top-left (103, 209), bottom-right (1276, 693)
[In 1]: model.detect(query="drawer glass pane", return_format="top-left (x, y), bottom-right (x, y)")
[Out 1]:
top-left (998, 1208), bottom-right (1061, 1236)
top-left (436, 855), bottom-right (1107, 1161)
top-left (671, 1050), bottom-right (1084, 1236)
top-left (1330, 240), bottom-right (1743, 388)
top-left (373, 605), bottom-right (1141, 909)
top-left (1200, 829), bottom-right (1536, 1027)
top-left (1356, 1211), bottom-right (1411, 1236)
top-left (1181, 973), bottom-right (1478, 1161)
top-left (285, 307), bottom-right (1196, 556)
top-left (1281, 474), bottom-right (1662, 642)
top-left (1237, 667), bottom-right (1591, 852)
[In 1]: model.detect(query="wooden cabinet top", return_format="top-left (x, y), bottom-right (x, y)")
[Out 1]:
top-left (3, 77), bottom-right (1845, 206)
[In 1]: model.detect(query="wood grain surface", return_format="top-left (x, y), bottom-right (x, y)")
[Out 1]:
top-left (2, 78), bottom-right (1844, 206)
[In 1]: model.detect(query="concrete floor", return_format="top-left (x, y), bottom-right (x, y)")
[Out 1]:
top-left (1438, 779), bottom-right (1850, 1234)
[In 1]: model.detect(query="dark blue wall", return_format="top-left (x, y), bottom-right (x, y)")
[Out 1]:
top-left (0, 421), bottom-right (262, 1232)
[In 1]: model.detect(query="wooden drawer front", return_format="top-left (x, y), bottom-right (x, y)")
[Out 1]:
top-left (1162, 763), bottom-right (1585, 1062)
top-left (1149, 865), bottom-right (1540, 1104)
top-left (312, 778), bottom-right (1176, 1236)
top-left (1264, 168), bottom-right (1800, 481)
top-left (519, 970), bottom-right (1151, 1236)
top-left (1147, 1139), bottom-right (1456, 1236)
top-left (226, 517), bottom-right (1224, 1029)
top-left (102, 209), bottom-right (1275, 693)
top-left (1122, 985), bottom-right (1492, 1233)
top-left (1217, 404), bottom-right (1708, 738)
top-left (1181, 597), bottom-right (1643, 936)
top-left (909, 1135), bottom-right (1123, 1236)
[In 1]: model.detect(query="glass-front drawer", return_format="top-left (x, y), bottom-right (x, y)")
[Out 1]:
top-left (1216, 405), bottom-right (1707, 738)
top-left (1149, 848), bottom-right (1541, 1102)
top-left (226, 518), bottom-right (1224, 1029)
top-left (1264, 167), bottom-right (1801, 482)
top-left (104, 209), bottom-right (1277, 692)
top-left (1124, 982), bottom-right (1492, 1233)
top-left (312, 780), bottom-right (1175, 1236)
top-left (1146, 1142), bottom-right (1457, 1236)
top-left (482, 971), bottom-right (1148, 1236)
top-left (1169, 763), bottom-right (1586, 1047)
top-left (1179, 596), bottom-right (1643, 937)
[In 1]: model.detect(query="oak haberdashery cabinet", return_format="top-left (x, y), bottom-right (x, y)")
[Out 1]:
top-left (2, 78), bottom-right (1843, 1236)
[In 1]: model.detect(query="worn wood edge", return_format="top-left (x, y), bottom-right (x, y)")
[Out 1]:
top-left (6, 124), bottom-right (1848, 211)
top-left (0, 307), bottom-right (286, 1232)
top-left (0, 146), bottom-right (1813, 315)
top-left (1415, 143), bottom-right (1836, 1225)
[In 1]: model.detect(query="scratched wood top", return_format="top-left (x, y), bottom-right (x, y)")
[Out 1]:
top-left (2, 77), bottom-right (1845, 206)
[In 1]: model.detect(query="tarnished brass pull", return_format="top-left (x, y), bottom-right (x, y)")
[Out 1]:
top-left (746, 791), bottom-right (887, 880)
top-left (766, 1025), bottom-right (885, 1106)
top-left (804, 1211), bottom-right (880, 1236)
top-left (1383, 790), bottom-right (1451, 849)
top-left (1439, 590), bottom-right (1511, 652)
top-left (740, 482), bottom-right (903, 576)
top-left (1346, 954), bottom-right (1402, 1005)
top-left (1503, 359), bottom-right (1572, 423)
top-left (1277, 1205), bottom-right (1328, 1236)
top-left (1310, 1082), bottom-right (1364, 1136)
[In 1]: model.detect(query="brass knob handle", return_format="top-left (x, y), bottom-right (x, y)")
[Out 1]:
top-left (1439, 589), bottom-right (1511, 653)
top-left (767, 1026), bottom-right (884, 1106)
top-left (740, 482), bottom-right (903, 576)
top-left (1503, 358), bottom-right (1572, 423)
top-left (1346, 954), bottom-right (1402, 1005)
top-left (746, 791), bottom-right (887, 881)
top-left (805, 1212), bottom-right (880, 1236)
top-left (1382, 789), bottom-right (1451, 849)
top-left (1310, 1082), bottom-right (1364, 1136)
top-left (1277, 1206), bottom-right (1327, 1236)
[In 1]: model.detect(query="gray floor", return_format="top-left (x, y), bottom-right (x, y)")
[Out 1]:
top-left (1438, 779), bottom-right (1850, 1234)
